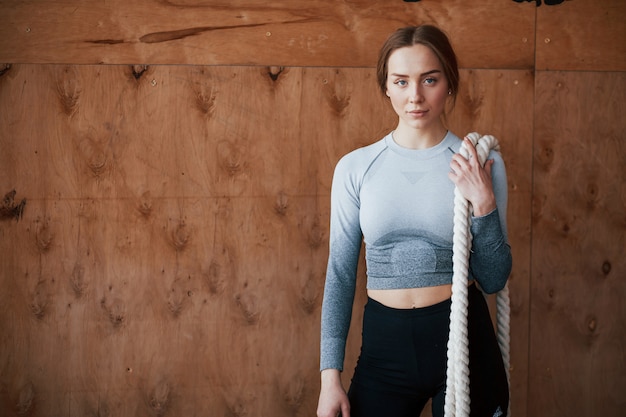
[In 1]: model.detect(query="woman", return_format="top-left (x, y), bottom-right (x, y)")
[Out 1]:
top-left (317, 25), bottom-right (512, 417)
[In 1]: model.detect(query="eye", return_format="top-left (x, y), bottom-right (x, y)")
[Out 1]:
top-left (423, 77), bottom-right (438, 85)
top-left (394, 79), bottom-right (408, 87)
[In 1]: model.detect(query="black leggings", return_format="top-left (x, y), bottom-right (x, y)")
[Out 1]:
top-left (347, 284), bottom-right (509, 417)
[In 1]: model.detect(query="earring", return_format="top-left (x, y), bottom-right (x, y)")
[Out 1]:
top-left (448, 89), bottom-right (452, 95)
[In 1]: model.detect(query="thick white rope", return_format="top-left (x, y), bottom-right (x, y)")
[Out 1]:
top-left (444, 132), bottom-right (511, 417)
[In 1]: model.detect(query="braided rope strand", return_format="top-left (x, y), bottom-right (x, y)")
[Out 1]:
top-left (497, 284), bottom-right (511, 417)
top-left (445, 174), bottom-right (472, 417)
top-left (444, 133), bottom-right (511, 417)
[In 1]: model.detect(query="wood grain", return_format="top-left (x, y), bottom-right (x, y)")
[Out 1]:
top-left (1, 1), bottom-right (625, 415)
top-left (0, 0), bottom-right (536, 68)
top-left (530, 70), bottom-right (626, 417)
top-left (0, 64), bottom-right (387, 416)
top-left (536, 0), bottom-right (626, 71)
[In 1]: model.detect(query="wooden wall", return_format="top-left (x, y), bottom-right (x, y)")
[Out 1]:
top-left (0, 1), bottom-right (624, 416)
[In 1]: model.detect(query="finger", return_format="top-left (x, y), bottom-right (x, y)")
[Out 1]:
top-left (484, 159), bottom-right (494, 176)
top-left (464, 137), bottom-right (478, 163)
top-left (452, 152), bottom-right (471, 168)
top-left (449, 155), bottom-right (462, 169)
top-left (449, 159), bottom-right (462, 177)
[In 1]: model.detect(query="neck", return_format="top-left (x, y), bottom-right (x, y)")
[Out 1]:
top-left (392, 121), bottom-right (447, 150)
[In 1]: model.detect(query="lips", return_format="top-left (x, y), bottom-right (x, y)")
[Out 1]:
top-left (408, 109), bottom-right (428, 117)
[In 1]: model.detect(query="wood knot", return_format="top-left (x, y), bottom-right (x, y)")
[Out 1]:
top-left (167, 278), bottom-right (188, 317)
top-left (148, 380), bottom-right (170, 415)
top-left (327, 93), bottom-right (350, 115)
top-left (299, 272), bottom-right (319, 314)
top-left (137, 191), bottom-right (153, 217)
top-left (225, 399), bottom-right (247, 417)
top-left (30, 280), bottom-right (49, 319)
top-left (323, 72), bottom-right (351, 116)
top-left (235, 292), bottom-right (260, 325)
top-left (0, 63), bottom-right (11, 77)
top-left (267, 66), bottom-right (284, 82)
top-left (56, 66), bottom-right (81, 117)
top-left (130, 65), bottom-right (148, 80)
top-left (205, 261), bottom-right (226, 295)
top-left (17, 382), bottom-right (35, 415)
top-left (461, 88), bottom-right (484, 118)
top-left (79, 136), bottom-right (108, 177)
top-left (217, 140), bottom-right (245, 176)
top-left (601, 260), bottom-right (611, 275)
top-left (70, 263), bottom-right (87, 297)
top-left (100, 297), bottom-right (126, 327)
top-left (35, 220), bottom-right (53, 252)
top-left (586, 182), bottom-right (599, 208)
top-left (281, 374), bottom-right (305, 411)
top-left (537, 144), bottom-right (555, 171)
top-left (195, 90), bottom-right (216, 116)
top-left (97, 401), bottom-right (111, 417)
top-left (307, 220), bottom-right (324, 248)
top-left (88, 152), bottom-right (107, 176)
top-left (587, 316), bottom-right (597, 332)
top-left (274, 192), bottom-right (289, 216)
top-left (1, 189), bottom-right (26, 221)
top-left (169, 220), bottom-right (190, 251)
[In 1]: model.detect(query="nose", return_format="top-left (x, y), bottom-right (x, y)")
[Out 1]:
top-left (409, 84), bottom-right (423, 103)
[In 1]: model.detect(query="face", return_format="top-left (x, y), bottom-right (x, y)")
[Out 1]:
top-left (385, 44), bottom-right (450, 132)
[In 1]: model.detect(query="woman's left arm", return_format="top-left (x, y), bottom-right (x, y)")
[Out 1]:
top-left (469, 208), bottom-right (512, 293)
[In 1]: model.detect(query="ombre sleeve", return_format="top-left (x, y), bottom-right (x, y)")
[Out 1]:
top-left (469, 150), bottom-right (512, 293)
top-left (319, 154), bottom-right (364, 371)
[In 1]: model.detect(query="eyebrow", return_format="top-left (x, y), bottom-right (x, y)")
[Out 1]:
top-left (390, 69), bottom-right (442, 78)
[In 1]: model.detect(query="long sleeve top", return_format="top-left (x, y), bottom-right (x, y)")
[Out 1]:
top-left (320, 131), bottom-right (512, 371)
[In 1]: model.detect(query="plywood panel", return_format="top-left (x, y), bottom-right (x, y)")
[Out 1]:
top-left (0, 64), bottom-right (317, 199)
top-left (530, 71), bottom-right (626, 416)
top-left (0, 64), bottom-right (392, 416)
top-left (0, 0), bottom-right (536, 68)
top-left (536, 0), bottom-right (626, 71)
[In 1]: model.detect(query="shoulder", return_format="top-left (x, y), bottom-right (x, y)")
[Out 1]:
top-left (334, 136), bottom-right (388, 176)
top-left (443, 131), bottom-right (463, 153)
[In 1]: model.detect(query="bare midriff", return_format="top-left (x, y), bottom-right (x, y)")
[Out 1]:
top-left (367, 280), bottom-right (474, 309)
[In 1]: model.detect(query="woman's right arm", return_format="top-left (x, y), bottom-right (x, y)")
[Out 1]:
top-left (320, 154), bottom-right (363, 371)
top-left (318, 155), bottom-right (364, 416)
top-left (317, 369), bottom-right (351, 417)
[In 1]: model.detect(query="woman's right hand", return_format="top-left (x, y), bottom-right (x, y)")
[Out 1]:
top-left (317, 369), bottom-right (350, 417)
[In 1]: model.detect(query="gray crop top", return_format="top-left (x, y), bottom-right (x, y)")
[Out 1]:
top-left (320, 131), bottom-right (512, 371)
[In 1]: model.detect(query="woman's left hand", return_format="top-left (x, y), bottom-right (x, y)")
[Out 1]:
top-left (448, 136), bottom-right (497, 216)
